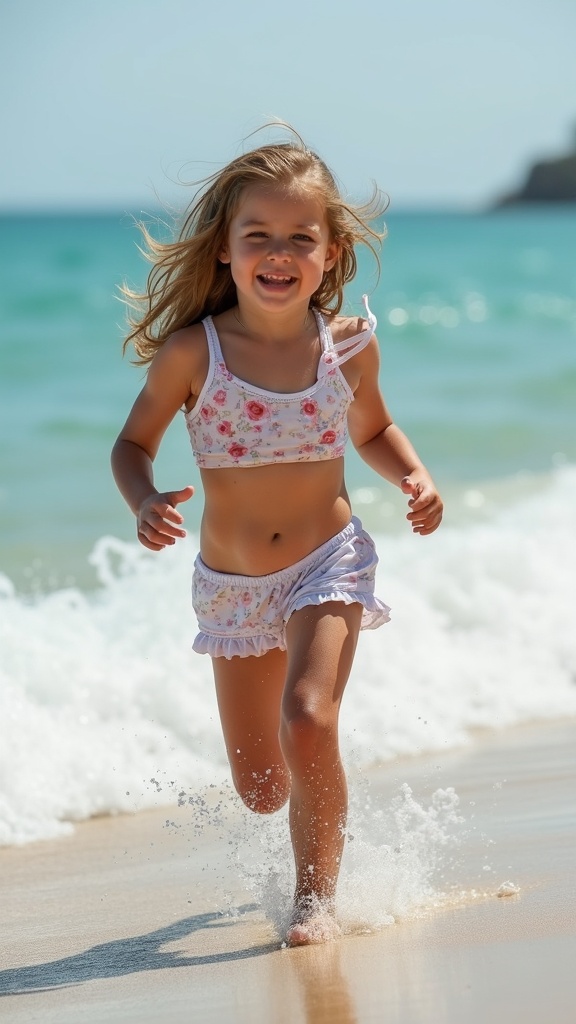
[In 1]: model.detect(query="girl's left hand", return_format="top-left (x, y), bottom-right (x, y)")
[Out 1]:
top-left (401, 475), bottom-right (443, 536)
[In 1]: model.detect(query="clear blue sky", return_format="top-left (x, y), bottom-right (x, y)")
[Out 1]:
top-left (2, 0), bottom-right (575, 211)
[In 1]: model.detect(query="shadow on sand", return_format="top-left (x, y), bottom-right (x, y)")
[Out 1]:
top-left (0, 904), bottom-right (279, 995)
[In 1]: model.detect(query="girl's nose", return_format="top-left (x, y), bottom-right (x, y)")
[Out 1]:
top-left (267, 240), bottom-right (292, 261)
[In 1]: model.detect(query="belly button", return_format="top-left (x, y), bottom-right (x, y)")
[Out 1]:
top-left (271, 532), bottom-right (281, 542)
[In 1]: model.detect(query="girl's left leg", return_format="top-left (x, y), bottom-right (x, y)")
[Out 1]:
top-left (279, 600), bottom-right (363, 945)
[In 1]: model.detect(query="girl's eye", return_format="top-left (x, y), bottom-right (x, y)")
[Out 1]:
top-left (243, 231), bottom-right (315, 243)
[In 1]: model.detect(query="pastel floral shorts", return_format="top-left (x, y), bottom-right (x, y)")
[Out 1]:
top-left (192, 516), bottom-right (391, 660)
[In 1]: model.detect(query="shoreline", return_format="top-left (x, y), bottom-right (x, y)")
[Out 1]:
top-left (1, 718), bottom-right (575, 1023)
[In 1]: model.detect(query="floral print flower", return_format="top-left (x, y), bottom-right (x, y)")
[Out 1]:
top-left (213, 389), bottom-right (227, 406)
top-left (216, 420), bottom-right (234, 436)
top-left (228, 443), bottom-right (249, 459)
top-left (200, 404), bottom-right (217, 422)
top-left (320, 430), bottom-right (337, 444)
top-left (245, 400), bottom-right (269, 421)
top-left (301, 399), bottom-right (318, 417)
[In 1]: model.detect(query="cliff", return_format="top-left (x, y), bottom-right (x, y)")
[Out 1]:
top-left (494, 135), bottom-right (576, 206)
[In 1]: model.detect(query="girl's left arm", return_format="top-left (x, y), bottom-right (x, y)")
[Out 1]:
top-left (347, 336), bottom-right (443, 536)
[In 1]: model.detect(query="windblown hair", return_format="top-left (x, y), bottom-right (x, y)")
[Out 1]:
top-left (121, 127), bottom-right (388, 364)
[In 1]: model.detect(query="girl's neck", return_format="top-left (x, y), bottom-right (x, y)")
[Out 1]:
top-left (233, 301), bottom-right (314, 345)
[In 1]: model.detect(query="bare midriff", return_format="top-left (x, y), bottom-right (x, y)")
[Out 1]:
top-left (199, 458), bottom-right (352, 576)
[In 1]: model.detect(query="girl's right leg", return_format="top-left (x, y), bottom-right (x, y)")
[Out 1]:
top-left (212, 648), bottom-right (291, 815)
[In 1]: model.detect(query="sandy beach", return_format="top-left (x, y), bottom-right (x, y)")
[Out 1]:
top-left (2, 718), bottom-right (575, 1024)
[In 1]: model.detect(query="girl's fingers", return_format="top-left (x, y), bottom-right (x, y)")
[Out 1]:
top-left (160, 504), bottom-right (184, 524)
top-left (138, 525), bottom-right (173, 547)
top-left (406, 502), bottom-right (435, 520)
top-left (147, 500), bottom-right (187, 532)
top-left (171, 485), bottom-right (195, 506)
top-left (137, 509), bottom-right (186, 547)
top-left (136, 528), bottom-right (166, 551)
top-left (408, 487), bottom-right (436, 510)
top-left (410, 511), bottom-right (443, 535)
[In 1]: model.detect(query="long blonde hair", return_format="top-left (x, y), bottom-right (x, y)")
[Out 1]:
top-left (121, 128), bottom-right (387, 364)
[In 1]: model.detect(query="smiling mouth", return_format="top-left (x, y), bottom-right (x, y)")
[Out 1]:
top-left (257, 273), bottom-right (296, 286)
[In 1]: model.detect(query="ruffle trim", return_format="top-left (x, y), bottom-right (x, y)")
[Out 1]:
top-left (193, 594), bottom-right (391, 660)
top-left (192, 631), bottom-right (282, 660)
top-left (292, 592), bottom-right (391, 630)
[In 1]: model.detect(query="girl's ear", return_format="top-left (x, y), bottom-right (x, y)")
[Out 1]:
top-left (323, 241), bottom-right (340, 272)
top-left (219, 246), bottom-right (231, 264)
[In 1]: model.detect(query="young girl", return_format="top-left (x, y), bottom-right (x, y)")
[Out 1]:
top-left (111, 133), bottom-right (443, 946)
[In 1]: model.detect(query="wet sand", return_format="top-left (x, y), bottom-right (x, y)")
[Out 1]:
top-left (1, 720), bottom-right (575, 1023)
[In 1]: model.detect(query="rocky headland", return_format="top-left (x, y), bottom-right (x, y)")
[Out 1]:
top-left (494, 131), bottom-right (576, 206)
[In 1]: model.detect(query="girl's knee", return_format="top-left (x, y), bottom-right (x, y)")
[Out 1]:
top-left (279, 698), bottom-right (337, 772)
top-left (231, 766), bottom-right (290, 815)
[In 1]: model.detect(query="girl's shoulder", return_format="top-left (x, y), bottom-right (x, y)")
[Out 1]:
top-left (151, 322), bottom-right (210, 398)
top-left (159, 321), bottom-right (210, 362)
top-left (322, 312), bottom-right (373, 345)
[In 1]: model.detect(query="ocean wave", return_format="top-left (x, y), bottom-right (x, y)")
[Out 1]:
top-left (1, 466), bottom-right (575, 846)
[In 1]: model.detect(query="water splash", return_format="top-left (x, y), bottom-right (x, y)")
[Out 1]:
top-left (175, 780), bottom-right (465, 939)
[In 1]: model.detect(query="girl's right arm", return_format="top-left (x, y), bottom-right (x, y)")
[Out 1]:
top-left (111, 328), bottom-right (203, 551)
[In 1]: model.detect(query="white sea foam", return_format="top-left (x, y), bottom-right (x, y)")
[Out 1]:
top-left (1, 466), bottom-right (575, 846)
top-left (165, 778), bottom-right (464, 937)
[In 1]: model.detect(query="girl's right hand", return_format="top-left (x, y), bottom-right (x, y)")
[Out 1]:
top-left (136, 486), bottom-right (195, 551)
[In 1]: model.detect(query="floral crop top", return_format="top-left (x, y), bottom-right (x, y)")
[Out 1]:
top-left (184, 296), bottom-right (376, 469)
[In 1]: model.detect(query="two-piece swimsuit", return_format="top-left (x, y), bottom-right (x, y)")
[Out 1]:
top-left (184, 297), bottom-right (390, 659)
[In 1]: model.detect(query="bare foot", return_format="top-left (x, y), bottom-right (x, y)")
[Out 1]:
top-left (286, 897), bottom-right (342, 947)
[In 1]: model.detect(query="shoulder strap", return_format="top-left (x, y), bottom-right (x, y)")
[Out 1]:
top-left (317, 296), bottom-right (377, 369)
top-left (182, 318), bottom-right (218, 416)
top-left (313, 308), bottom-right (336, 361)
top-left (202, 316), bottom-right (225, 364)
top-left (329, 295), bottom-right (377, 366)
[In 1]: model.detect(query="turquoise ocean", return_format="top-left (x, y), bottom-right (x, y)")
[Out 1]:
top-left (1, 209), bottom-right (576, 851)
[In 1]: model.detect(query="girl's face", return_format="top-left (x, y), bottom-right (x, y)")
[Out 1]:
top-left (219, 182), bottom-right (339, 312)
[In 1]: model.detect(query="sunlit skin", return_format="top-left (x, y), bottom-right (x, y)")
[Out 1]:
top-left (111, 181), bottom-right (443, 945)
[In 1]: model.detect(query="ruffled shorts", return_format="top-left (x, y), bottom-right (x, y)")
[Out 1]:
top-left (192, 516), bottom-right (390, 660)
